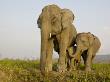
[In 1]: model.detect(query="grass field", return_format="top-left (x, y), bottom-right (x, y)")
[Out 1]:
top-left (0, 59), bottom-right (110, 82)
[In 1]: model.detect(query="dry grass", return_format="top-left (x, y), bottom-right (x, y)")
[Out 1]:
top-left (0, 59), bottom-right (110, 82)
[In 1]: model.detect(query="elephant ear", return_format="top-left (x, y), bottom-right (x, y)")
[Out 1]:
top-left (61, 9), bottom-right (74, 29)
top-left (37, 14), bottom-right (42, 28)
top-left (87, 32), bottom-right (94, 46)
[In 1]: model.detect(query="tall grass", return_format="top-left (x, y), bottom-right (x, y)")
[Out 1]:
top-left (0, 59), bottom-right (110, 82)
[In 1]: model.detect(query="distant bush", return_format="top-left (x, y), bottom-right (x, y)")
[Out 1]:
top-left (0, 59), bottom-right (110, 82)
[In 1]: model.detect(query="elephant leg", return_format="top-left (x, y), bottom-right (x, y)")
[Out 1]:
top-left (91, 54), bottom-right (95, 67)
top-left (45, 39), bottom-right (54, 73)
top-left (58, 44), bottom-right (67, 72)
top-left (69, 58), bottom-right (77, 71)
top-left (58, 30), bottom-right (69, 73)
top-left (66, 54), bottom-right (70, 71)
top-left (81, 50), bottom-right (87, 65)
top-left (85, 50), bottom-right (93, 72)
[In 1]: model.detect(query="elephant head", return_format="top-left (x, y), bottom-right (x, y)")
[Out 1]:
top-left (76, 32), bottom-right (94, 51)
top-left (37, 5), bottom-right (62, 37)
top-left (71, 32), bottom-right (95, 62)
top-left (37, 4), bottom-right (76, 74)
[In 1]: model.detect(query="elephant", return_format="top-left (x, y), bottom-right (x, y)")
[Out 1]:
top-left (69, 32), bottom-right (101, 72)
top-left (37, 4), bottom-right (77, 74)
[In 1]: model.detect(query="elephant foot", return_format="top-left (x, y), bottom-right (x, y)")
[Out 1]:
top-left (41, 67), bottom-right (52, 76)
top-left (44, 64), bottom-right (52, 73)
top-left (57, 64), bottom-right (67, 73)
top-left (85, 67), bottom-right (91, 72)
top-left (69, 64), bottom-right (77, 71)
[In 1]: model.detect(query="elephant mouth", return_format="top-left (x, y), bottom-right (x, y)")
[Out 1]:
top-left (48, 33), bottom-right (57, 40)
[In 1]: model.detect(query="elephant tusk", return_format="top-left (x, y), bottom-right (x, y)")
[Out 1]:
top-left (49, 33), bottom-right (52, 38)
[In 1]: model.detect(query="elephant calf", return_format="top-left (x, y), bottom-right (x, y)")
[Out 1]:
top-left (70, 32), bottom-right (101, 72)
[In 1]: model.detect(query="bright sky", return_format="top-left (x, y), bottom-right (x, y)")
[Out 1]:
top-left (0, 0), bottom-right (110, 59)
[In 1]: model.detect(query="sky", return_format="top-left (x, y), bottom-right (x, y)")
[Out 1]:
top-left (0, 0), bottom-right (110, 59)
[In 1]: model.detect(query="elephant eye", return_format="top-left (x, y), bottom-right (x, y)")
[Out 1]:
top-left (82, 40), bottom-right (87, 43)
top-left (51, 16), bottom-right (57, 24)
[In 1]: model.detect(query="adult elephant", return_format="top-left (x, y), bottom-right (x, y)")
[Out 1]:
top-left (70, 32), bottom-right (101, 71)
top-left (37, 4), bottom-right (77, 74)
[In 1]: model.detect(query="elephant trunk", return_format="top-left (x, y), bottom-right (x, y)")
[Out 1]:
top-left (40, 24), bottom-right (48, 73)
top-left (40, 11), bottom-right (52, 73)
top-left (69, 47), bottom-right (82, 62)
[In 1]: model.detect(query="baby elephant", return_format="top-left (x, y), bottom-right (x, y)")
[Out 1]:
top-left (70, 32), bottom-right (101, 72)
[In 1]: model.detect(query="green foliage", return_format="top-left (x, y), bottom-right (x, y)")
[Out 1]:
top-left (0, 59), bottom-right (110, 82)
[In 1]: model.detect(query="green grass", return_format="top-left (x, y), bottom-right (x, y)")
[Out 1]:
top-left (0, 59), bottom-right (110, 82)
